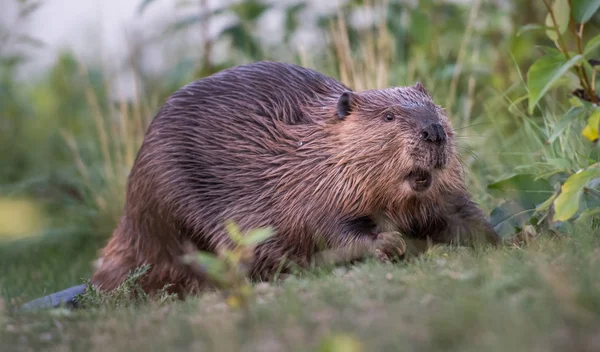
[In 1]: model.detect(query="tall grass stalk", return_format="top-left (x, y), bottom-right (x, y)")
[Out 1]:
top-left (326, 1), bottom-right (485, 134)
top-left (61, 61), bottom-right (153, 234)
top-left (329, 0), bottom-right (394, 91)
top-left (445, 0), bottom-right (481, 113)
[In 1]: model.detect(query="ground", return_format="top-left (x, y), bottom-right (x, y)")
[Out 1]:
top-left (1, 224), bottom-right (599, 352)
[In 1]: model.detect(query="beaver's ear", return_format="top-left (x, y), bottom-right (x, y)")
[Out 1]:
top-left (337, 91), bottom-right (356, 120)
top-left (414, 82), bottom-right (430, 97)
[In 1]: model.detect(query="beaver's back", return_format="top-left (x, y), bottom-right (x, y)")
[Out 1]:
top-left (163, 61), bottom-right (349, 126)
top-left (125, 62), bottom-right (348, 251)
top-left (141, 61), bottom-right (350, 183)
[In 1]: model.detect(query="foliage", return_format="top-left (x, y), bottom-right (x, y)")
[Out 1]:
top-left (182, 221), bottom-right (275, 310)
top-left (3, 0), bottom-right (600, 350)
top-left (1, 0), bottom-right (45, 184)
top-left (487, 0), bottom-right (600, 238)
top-left (74, 265), bottom-right (177, 310)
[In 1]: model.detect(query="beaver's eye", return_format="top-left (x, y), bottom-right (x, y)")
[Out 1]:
top-left (384, 112), bottom-right (395, 122)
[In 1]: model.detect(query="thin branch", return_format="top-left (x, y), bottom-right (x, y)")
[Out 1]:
top-left (583, 187), bottom-right (600, 198)
top-left (542, 0), bottom-right (571, 60)
top-left (568, 0), bottom-right (597, 103)
top-left (544, 0), bottom-right (587, 93)
top-left (544, 0), bottom-right (597, 104)
top-left (577, 23), bottom-right (584, 53)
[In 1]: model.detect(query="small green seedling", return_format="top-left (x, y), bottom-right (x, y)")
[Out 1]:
top-left (183, 221), bottom-right (274, 309)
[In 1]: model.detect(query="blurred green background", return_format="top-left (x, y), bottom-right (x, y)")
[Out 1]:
top-left (1, 0), bottom-right (599, 300)
top-left (4, 1), bottom-right (600, 351)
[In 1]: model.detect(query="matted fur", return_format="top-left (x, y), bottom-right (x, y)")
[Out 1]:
top-left (91, 61), bottom-right (500, 296)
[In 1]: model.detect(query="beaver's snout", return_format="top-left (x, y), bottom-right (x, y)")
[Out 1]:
top-left (420, 123), bottom-right (446, 145)
top-left (407, 122), bottom-right (450, 192)
top-left (411, 121), bottom-right (449, 172)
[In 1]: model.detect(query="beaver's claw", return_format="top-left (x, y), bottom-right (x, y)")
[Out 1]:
top-left (373, 231), bottom-right (406, 262)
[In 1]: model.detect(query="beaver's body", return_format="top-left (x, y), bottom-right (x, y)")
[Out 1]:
top-left (91, 61), bottom-right (499, 295)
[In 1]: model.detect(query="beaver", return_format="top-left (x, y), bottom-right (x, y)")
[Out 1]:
top-left (90, 61), bottom-right (500, 296)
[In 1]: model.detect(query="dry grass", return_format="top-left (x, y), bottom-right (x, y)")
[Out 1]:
top-left (59, 61), bottom-right (155, 234)
top-left (324, 1), bottom-right (488, 140)
top-left (329, 0), bottom-right (395, 91)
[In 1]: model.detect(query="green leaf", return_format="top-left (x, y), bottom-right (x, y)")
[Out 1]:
top-left (571, 0), bottom-right (600, 24)
top-left (487, 174), bottom-right (555, 206)
top-left (544, 0), bottom-right (570, 41)
top-left (570, 96), bottom-right (584, 107)
top-left (219, 249), bottom-right (238, 264)
top-left (230, 0), bottom-right (269, 22)
top-left (537, 45), bottom-right (563, 56)
top-left (487, 174), bottom-right (556, 236)
top-left (517, 24), bottom-right (547, 37)
top-left (536, 191), bottom-right (559, 212)
top-left (537, 170), bottom-right (571, 184)
top-left (548, 107), bottom-right (584, 143)
top-left (240, 227), bottom-right (274, 246)
top-left (221, 24), bottom-right (262, 59)
top-left (575, 207), bottom-right (600, 224)
top-left (225, 220), bottom-right (243, 243)
top-left (553, 168), bottom-right (600, 221)
top-left (527, 54), bottom-right (584, 114)
top-left (545, 158), bottom-right (574, 170)
top-left (584, 34), bottom-right (600, 57)
top-left (193, 252), bottom-right (227, 278)
top-left (582, 186), bottom-right (600, 211)
top-left (489, 200), bottom-right (538, 238)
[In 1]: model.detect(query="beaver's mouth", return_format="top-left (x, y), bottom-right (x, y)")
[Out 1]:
top-left (407, 169), bottom-right (432, 192)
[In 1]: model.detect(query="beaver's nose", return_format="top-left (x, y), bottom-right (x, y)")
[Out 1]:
top-left (420, 123), bottom-right (446, 144)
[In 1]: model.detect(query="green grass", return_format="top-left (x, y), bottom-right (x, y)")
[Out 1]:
top-left (2, 1), bottom-right (600, 351)
top-left (1, 224), bottom-right (599, 352)
top-left (0, 231), bottom-right (103, 304)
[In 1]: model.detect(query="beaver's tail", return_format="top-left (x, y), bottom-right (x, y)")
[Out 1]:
top-left (19, 284), bottom-right (87, 312)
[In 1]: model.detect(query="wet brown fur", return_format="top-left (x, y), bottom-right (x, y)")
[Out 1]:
top-left (91, 61), bottom-right (500, 296)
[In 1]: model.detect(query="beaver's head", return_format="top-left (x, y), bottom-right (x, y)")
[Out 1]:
top-left (331, 83), bottom-right (460, 198)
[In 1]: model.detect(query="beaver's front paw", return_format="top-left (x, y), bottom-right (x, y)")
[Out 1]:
top-left (373, 231), bottom-right (406, 263)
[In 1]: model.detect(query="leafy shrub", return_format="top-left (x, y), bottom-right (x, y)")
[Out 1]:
top-left (488, 0), bottom-right (600, 238)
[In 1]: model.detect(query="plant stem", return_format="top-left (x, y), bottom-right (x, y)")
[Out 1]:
top-left (542, 0), bottom-right (571, 60)
top-left (568, 1), bottom-right (598, 104)
top-left (584, 187), bottom-right (600, 199)
top-left (543, 0), bottom-right (596, 104)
